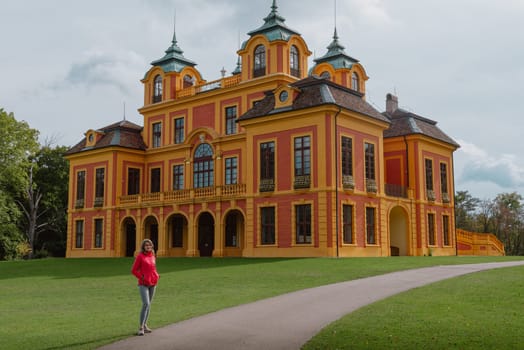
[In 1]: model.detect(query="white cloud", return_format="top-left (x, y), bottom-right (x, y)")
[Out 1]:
top-left (456, 140), bottom-right (524, 189)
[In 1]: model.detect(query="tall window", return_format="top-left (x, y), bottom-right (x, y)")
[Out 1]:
top-left (290, 45), bottom-right (300, 77)
top-left (366, 207), bottom-right (376, 244)
top-left (152, 122), bottom-right (162, 148)
top-left (443, 215), bottom-right (450, 246)
top-left (351, 72), bottom-right (360, 92)
top-left (260, 142), bottom-right (275, 181)
top-left (174, 117), bottom-right (185, 144)
top-left (425, 159), bottom-right (434, 191)
top-left (428, 213), bottom-right (435, 246)
top-left (95, 168), bottom-right (105, 207)
top-left (254, 45), bottom-right (266, 77)
top-left (151, 168), bottom-right (161, 193)
top-left (225, 106), bottom-right (237, 135)
top-left (193, 143), bottom-right (214, 188)
top-left (343, 204), bottom-right (354, 244)
top-left (440, 163), bottom-right (448, 194)
top-left (128, 168), bottom-right (140, 195)
top-left (173, 165), bottom-right (184, 190)
top-left (364, 143), bottom-right (375, 180)
top-left (225, 157), bottom-right (238, 185)
top-left (75, 220), bottom-right (84, 248)
top-left (76, 170), bottom-right (85, 208)
top-left (341, 137), bottom-right (353, 176)
top-left (260, 141), bottom-right (275, 192)
top-left (261, 207), bottom-right (275, 245)
top-left (172, 216), bottom-right (184, 248)
top-left (153, 75), bottom-right (162, 103)
top-left (296, 204), bottom-right (311, 244)
top-left (294, 136), bottom-right (311, 176)
top-left (94, 218), bottom-right (103, 248)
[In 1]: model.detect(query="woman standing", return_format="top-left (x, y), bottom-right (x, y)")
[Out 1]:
top-left (131, 239), bottom-right (160, 336)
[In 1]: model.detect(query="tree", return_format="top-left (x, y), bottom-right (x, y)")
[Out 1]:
top-left (0, 108), bottom-right (39, 259)
top-left (33, 145), bottom-right (69, 256)
top-left (491, 192), bottom-right (524, 256)
top-left (454, 190), bottom-right (480, 231)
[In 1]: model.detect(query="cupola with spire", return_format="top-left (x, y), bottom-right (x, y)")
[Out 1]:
top-left (141, 20), bottom-right (204, 106)
top-left (311, 27), bottom-right (368, 95)
top-left (237, 0), bottom-right (311, 81)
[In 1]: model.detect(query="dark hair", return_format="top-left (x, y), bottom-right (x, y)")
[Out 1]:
top-left (140, 239), bottom-right (154, 253)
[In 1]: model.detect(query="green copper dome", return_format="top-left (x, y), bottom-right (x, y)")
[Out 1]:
top-left (247, 0), bottom-right (300, 42)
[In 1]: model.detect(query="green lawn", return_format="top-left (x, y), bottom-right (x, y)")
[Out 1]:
top-left (303, 265), bottom-right (524, 350)
top-left (0, 256), bottom-right (522, 350)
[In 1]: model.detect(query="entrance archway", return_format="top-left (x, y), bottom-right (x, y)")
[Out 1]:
top-left (144, 216), bottom-right (159, 251)
top-left (389, 206), bottom-right (409, 256)
top-left (198, 212), bottom-right (215, 257)
top-left (123, 218), bottom-right (136, 257)
top-left (224, 210), bottom-right (245, 249)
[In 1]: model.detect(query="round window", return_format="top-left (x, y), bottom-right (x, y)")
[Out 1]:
top-left (279, 90), bottom-right (288, 102)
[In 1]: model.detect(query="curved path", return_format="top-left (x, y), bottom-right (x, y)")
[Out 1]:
top-left (100, 261), bottom-right (524, 350)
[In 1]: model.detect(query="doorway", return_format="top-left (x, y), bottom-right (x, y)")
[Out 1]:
top-left (198, 213), bottom-right (215, 257)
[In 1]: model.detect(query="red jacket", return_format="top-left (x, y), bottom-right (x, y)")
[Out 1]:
top-left (131, 252), bottom-right (160, 286)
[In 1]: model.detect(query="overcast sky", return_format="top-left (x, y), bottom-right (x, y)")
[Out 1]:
top-left (1, 0), bottom-right (523, 200)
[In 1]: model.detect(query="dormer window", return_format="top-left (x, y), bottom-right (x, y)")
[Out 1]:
top-left (351, 72), bottom-right (360, 92)
top-left (254, 45), bottom-right (266, 78)
top-left (183, 75), bottom-right (194, 89)
top-left (320, 71), bottom-right (331, 80)
top-left (290, 45), bottom-right (300, 78)
top-left (153, 75), bottom-right (163, 103)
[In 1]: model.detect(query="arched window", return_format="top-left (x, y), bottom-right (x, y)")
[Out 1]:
top-left (153, 75), bottom-right (163, 103)
top-left (254, 45), bottom-right (266, 77)
top-left (290, 45), bottom-right (300, 77)
top-left (320, 71), bottom-right (331, 80)
top-left (183, 74), bottom-right (194, 89)
top-left (193, 143), bottom-right (214, 188)
top-left (351, 72), bottom-right (360, 92)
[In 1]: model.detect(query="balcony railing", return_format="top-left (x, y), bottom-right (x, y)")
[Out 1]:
top-left (294, 175), bottom-right (311, 189)
top-left (119, 184), bottom-right (247, 206)
top-left (385, 184), bottom-right (408, 198)
top-left (177, 75), bottom-right (242, 99)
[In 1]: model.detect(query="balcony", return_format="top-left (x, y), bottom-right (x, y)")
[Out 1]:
top-left (119, 184), bottom-right (246, 206)
top-left (177, 75), bottom-right (241, 99)
top-left (94, 197), bottom-right (104, 207)
top-left (366, 179), bottom-right (377, 193)
top-left (385, 184), bottom-right (408, 198)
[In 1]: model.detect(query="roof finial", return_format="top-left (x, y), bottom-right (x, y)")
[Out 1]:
top-left (123, 101), bottom-right (126, 120)
top-left (272, 0), bottom-right (278, 13)
top-left (172, 10), bottom-right (177, 45)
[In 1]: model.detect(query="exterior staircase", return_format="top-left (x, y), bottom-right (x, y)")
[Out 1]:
top-left (456, 229), bottom-right (505, 256)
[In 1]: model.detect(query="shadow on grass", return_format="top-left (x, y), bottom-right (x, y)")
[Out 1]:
top-left (0, 257), bottom-right (304, 280)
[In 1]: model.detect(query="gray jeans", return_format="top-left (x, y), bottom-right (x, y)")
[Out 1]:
top-left (138, 285), bottom-right (156, 328)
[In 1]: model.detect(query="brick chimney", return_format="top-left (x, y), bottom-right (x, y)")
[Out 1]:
top-left (386, 93), bottom-right (398, 114)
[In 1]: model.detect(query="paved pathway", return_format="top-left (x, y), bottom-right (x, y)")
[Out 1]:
top-left (99, 261), bottom-right (524, 350)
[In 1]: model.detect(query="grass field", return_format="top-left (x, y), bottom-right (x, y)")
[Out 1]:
top-left (0, 256), bottom-right (523, 350)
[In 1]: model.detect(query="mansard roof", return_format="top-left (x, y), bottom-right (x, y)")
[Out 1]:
top-left (383, 109), bottom-right (459, 148)
top-left (239, 75), bottom-right (388, 124)
top-left (66, 120), bottom-right (146, 155)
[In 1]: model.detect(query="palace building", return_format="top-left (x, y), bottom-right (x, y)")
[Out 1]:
top-left (65, 1), bottom-right (459, 258)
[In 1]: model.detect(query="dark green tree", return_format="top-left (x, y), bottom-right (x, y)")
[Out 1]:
top-left (33, 145), bottom-right (69, 256)
top-left (0, 108), bottom-right (39, 259)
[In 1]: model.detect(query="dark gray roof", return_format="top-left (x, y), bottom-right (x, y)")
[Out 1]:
top-left (239, 76), bottom-right (389, 124)
top-left (66, 120), bottom-right (146, 155)
top-left (383, 108), bottom-right (459, 148)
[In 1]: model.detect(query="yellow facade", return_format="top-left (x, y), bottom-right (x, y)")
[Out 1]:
top-left (65, 1), bottom-right (459, 258)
